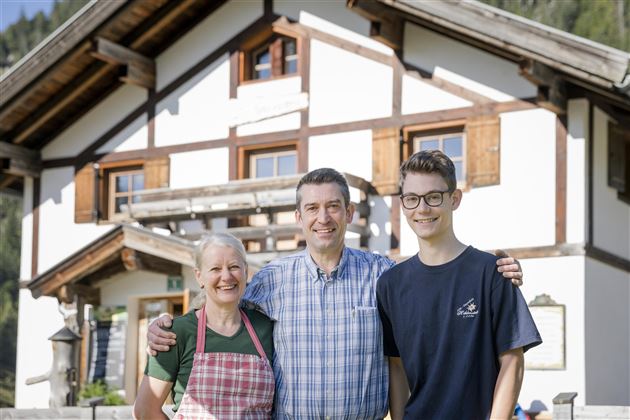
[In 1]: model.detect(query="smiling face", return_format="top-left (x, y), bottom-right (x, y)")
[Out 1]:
top-left (401, 172), bottom-right (461, 244)
top-left (194, 245), bottom-right (247, 310)
top-left (296, 182), bottom-right (355, 259)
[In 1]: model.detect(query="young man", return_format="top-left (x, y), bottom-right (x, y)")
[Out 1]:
top-left (148, 168), bottom-right (525, 419)
top-left (377, 151), bottom-right (542, 420)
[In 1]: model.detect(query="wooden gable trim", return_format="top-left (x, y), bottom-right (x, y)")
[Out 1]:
top-left (403, 63), bottom-right (494, 105)
top-left (28, 225), bottom-right (196, 298)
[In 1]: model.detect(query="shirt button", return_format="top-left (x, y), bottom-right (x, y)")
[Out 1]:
top-left (326, 417), bottom-right (331, 420)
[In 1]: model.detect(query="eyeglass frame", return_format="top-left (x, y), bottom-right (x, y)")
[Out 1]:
top-left (399, 190), bottom-right (453, 210)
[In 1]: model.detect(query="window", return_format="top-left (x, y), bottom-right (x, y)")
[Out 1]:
top-left (234, 144), bottom-right (299, 252)
top-left (74, 157), bottom-right (169, 224)
top-left (108, 168), bottom-right (144, 217)
top-left (246, 36), bottom-right (298, 81)
top-left (608, 121), bottom-right (630, 204)
top-left (413, 132), bottom-right (466, 184)
top-left (250, 149), bottom-right (297, 178)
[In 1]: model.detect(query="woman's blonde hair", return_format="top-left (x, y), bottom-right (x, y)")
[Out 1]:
top-left (191, 232), bottom-right (248, 310)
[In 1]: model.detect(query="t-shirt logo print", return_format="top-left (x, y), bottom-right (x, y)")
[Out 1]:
top-left (456, 298), bottom-right (479, 318)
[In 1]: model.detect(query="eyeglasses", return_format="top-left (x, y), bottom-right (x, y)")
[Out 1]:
top-left (400, 191), bottom-right (451, 209)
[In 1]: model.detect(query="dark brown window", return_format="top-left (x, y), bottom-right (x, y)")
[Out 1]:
top-left (608, 121), bottom-right (630, 204)
top-left (247, 36), bottom-right (298, 81)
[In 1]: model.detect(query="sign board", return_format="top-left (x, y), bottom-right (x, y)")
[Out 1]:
top-left (526, 294), bottom-right (565, 370)
top-left (88, 312), bottom-right (127, 389)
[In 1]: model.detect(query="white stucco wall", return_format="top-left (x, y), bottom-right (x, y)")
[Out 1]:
top-left (584, 258), bottom-right (630, 405)
top-left (235, 76), bottom-right (302, 136)
top-left (403, 23), bottom-right (536, 102)
top-left (309, 40), bottom-right (392, 127)
top-left (155, 56), bottom-right (230, 147)
top-left (400, 108), bottom-right (557, 255)
top-left (169, 148), bottom-right (229, 189)
top-left (566, 99), bottom-right (587, 244)
top-left (517, 256), bottom-right (586, 410)
top-left (401, 75), bottom-right (473, 114)
top-left (14, 290), bottom-right (64, 408)
top-left (19, 177), bottom-right (33, 280)
top-left (95, 115), bottom-right (148, 154)
top-left (37, 167), bottom-right (113, 273)
top-left (41, 86), bottom-right (147, 159)
top-left (156, 0), bottom-right (263, 90)
top-left (368, 195), bottom-right (392, 255)
top-left (275, 1), bottom-right (373, 47)
top-left (99, 270), bottom-right (199, 307)
top-left (592, 107), bottom-right (630, 260)
top-left (308, 130), bottom-right (372, 181)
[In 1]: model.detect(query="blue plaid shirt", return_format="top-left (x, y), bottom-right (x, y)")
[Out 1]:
top-left (243, 247), bottom-right (394, 419)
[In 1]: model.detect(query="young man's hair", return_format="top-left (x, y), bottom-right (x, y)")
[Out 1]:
top-left (296, 168), bottom-right (351, 209)
top-left (399, 150), bottom-right (457, 192)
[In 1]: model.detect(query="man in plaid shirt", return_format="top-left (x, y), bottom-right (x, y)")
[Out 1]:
top-left (148, 168), bottom-right (523, 419)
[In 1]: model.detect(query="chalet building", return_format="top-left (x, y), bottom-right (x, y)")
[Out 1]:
top-left (1, 0), bottom-right (628, 411)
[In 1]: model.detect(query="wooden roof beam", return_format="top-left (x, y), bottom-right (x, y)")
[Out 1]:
top-left (520, 60), bottom-right (567, 115)
top-left (0, 141), bottom-right (41, 177)
top-left (91, 37), bottom-right (155, 89)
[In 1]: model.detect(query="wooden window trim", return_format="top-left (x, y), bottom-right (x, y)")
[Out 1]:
top-left (237, 140), bottom-right (299, 179)
top-left (250, 149), bottom-right (297, 179)
top-left (108, 168), bottom-right (144, 222)
top-left (412, 132), bottom-right (467, 189)
top-left (239, 25), bottom-right (302, 84)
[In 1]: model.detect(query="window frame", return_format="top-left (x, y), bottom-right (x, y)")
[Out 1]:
top-left (249, 149), bottom-right (298, 179)
top-left (98, 160), bottom-right (145, 222)
top-left (107, 168), bottom-right (145, 220)
top-left (404, 121), bottom-right (467, 189)
top-left (239, 27), bottom-right (301, 84)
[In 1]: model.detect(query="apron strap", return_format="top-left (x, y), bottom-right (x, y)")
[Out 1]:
top-left (196, 306), bottom-right (267, 360)
top-left (195, 306), bottom-right (206, 353)
top-left (239, 309), bottom-right (268, 360)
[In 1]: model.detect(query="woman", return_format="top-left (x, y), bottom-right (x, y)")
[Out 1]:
top-left (133, 233), bottom-right (274, 419)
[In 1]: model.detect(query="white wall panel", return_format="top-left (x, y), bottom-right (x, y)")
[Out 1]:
top-left (156, 0), bottom-right (263, 90)
top-left (585, 258), bottom-right (630, 405)
top-left (155, 56), bottom-right (230, 147)
top-left (401, 74), bottom-right (472, 114)
top-left (37, 167), bottom-right (113, 273)
top-left (516, 256), bottom-right (586, 409)
top-left (235, 76), bottom-right (302, 136)
top-left (309, 40), bottom-right (392, 126)
top-left (96, 115), bottom-right (148, 154)
top-left (19, 177), bottom-right (33, 280)
top-left (368, 195), bottom-right (392, 255)
top-left (100, 269), bottom-right (199, 308)
top-left (308, 130), bottom-right (372, 181)
top-left (592, 107), bottom-right (630, 259)
top-left (566, 99), bottom-right (587, 243)
top-left (403, 23), bottom-right (536, 101)
top-left (274, 1), bottom-right (372, 41)
top-left (169, 148), bottom-right (229, 189)
top-left (14, 290), bottom-right (64, 408)
top-left (42, 86), bottom-right (146, 159)
top-left (400, 108), bottom-right (557, 255)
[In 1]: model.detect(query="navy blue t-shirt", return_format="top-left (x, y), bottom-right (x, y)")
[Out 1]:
top-left (377, 246), bottom-right (541, 420)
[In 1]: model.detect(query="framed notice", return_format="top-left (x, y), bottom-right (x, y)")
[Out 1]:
top-left (526, 294), bottom-right (565, 370)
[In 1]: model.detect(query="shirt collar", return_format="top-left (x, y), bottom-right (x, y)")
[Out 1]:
top-left (302, 246), bottom-right (349, 282)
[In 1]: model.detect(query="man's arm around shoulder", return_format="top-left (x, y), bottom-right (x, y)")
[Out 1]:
top-left (490, 347), bottom-right (524, 420)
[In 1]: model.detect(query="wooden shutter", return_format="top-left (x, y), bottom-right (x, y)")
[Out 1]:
top-left (608, 121), bottom-right (627, 193)
top-left (372, 127), bottom-right (400, 195)
top-left (144, 156), bottom-right (169, 190)
top-left (75, 163), bottom-right (96, 223)
top-left (466, 115), bottom-right (500, 187)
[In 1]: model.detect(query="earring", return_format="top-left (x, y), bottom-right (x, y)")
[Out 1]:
top-left (200, 284), bottom-right (204, 289)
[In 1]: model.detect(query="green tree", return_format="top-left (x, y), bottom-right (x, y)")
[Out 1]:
top-left (0, 193), bottom-right (22, 407)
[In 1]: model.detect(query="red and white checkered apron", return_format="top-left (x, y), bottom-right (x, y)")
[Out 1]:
top-left (174, 306), bottom-right (274, 419)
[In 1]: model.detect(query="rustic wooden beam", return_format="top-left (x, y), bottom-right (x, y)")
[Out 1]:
top-left (0, 142), bottom-right (41, 177)
top-left (519, 60), bottom-right (567, 114)
top-left (11, 63), bottom-right (115, 145)
top-left (121, 248), bottom-right (142, 271)
top-left (91, 37), bottom-right (155, 89)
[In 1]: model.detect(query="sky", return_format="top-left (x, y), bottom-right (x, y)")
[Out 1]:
top-left (0, 0), bottom-right (55, 32)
